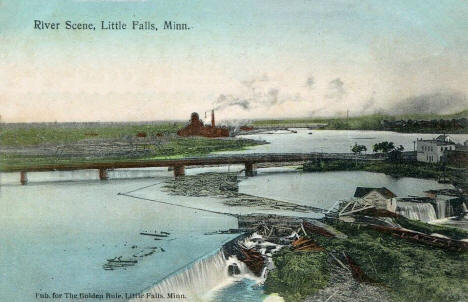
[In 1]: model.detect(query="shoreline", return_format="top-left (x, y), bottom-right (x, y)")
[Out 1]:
top-left (160, 169), bottom-right (467, 302)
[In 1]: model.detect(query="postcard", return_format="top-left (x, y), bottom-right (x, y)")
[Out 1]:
top-left (1, 1), bottom-right (467, 302)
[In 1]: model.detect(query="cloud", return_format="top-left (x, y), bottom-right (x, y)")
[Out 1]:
top-left (305, 76), bottom-right (315, 88)
top-left (325, 78), bottom-right (346, 100)
top-left (214, 74), bottom-right (292, 111)
top-left (214, 94), bottom-right (251, 111)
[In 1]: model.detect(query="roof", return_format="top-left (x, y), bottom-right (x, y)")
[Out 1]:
top-left (436, 134), bottom-right (454, 142)
top-left (354, 187), bottom-right (397, 199)
top-left (419, 140), bottom-right (455, 146)
top-left (419, 134), bottom-right (456, 145)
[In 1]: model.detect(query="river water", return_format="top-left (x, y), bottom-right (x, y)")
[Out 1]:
top-left (234, 129), bottom-right (468, 154)
top-left (1, 130), bottom-right (466, 302)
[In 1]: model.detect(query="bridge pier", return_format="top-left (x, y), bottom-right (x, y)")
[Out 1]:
top-left (173, 165), bottom-right (185, 177)
top-left (99, 168), bottom-right (109, 180)
top-left (20, 171), bottom-right (28, 185)
top-left (244, 163), bottom-right (257, 177)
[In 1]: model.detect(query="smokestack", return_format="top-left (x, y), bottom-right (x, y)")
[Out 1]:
top-left (211, 109), bottom-right (215, 127)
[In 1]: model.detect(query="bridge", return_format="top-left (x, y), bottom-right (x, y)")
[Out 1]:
top-left (6, 152), bottom-right (383, 185)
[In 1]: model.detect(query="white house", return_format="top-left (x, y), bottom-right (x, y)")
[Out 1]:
top-left (416, 135), bottom-right (456, 163)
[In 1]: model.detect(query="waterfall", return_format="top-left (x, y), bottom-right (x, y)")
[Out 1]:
top-left (132, 249), bottom-right (252, 302)
top-left (436, 200), bottom-right (447, 219)
top-left (434, 199), bottom-right (455, 219)
top-left (397, 202), bottom-right (437, 222)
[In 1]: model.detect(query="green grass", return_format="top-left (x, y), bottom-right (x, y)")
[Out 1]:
top-left (264, 250), bottom-right (330, 302)
top-left (0, 122), bottom-right (267, 171)
top-left (0, 137), bottom-right (263, 172)
top-left (0, 123), bottom-right (184, 147)
top-left (266, 220), bottom-right (468, 302)
top-left (394, 216), bottom-right (468, 240)
top-left (311, 221), bottom-right (468, 302)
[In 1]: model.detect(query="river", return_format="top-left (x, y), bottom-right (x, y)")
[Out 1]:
top-left (1, 130), bottom-right (466, 302)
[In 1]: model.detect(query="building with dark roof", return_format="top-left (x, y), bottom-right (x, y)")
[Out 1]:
top-left (354, 187), bottom-right (397, 199)
top-left (352, 187), bottom-right (398, 212)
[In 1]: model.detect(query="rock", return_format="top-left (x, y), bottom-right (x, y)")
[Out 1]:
top-left (228, 263), bottom-right (241, 276)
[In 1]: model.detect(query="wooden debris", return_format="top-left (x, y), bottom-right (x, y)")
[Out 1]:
top-left (325, 291), bottom-right (339, 302)
top-left (140, 232), bottom-right (169, 238)
top-left (344, 254), bottom-right (374, 283)
top-left (302, 221), bottom-right (337, 238)
top-left (369, 224), bottom-right (468, 252)
top-left (292, 237), bottom-right (324, 252)
top-left (329, 253), bottom-right (350, 272)
top-left (103, 256), bottom-right (138, 270)
top-left (204, 228), bottom-right (247, 235)
top-left (239, 247), bottom-right (265, 276)
top-left (300, 223), bottom-right (308, 236)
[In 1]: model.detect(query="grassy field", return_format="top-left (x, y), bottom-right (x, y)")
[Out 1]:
top-left (252, 110), bottom-right (468, 133)
top-left (265, 218), bottom-right (468, 302)
top-left (0, 137), bottom-right (263, 172)
top-left (0, 122), bottom-right (184, 147)
top-left (0, 122), bottom-right (265, 171)
top-left (264, 251), bottom-right (330, 302)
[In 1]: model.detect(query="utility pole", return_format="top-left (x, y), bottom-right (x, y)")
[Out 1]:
top-left (346, 109), bottom-right (349, 128)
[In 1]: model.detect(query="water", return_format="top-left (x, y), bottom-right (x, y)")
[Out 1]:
top-left (239, 169), bottom-right (451, 211)
top-left (0, 176), bottom-right (238, 302)
top-left (126, 180), bottom-right (323, 219)
top-left (436, 200), bottom-right (449, 219)
top-left (396, 202), bottom-right (438, 222)
top-left (134, 234), bottom-right (267, 302)
top-left (134, 250), bottom-right (230, 302)
top-left (210, 278), bottom-right (267, 302)
top-left (232, 129), bottom-right (468, 154)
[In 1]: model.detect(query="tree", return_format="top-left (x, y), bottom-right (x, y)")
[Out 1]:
top-left (372, 141), bottom-right (395, 153)
top-left (373, 142), bottom-right (405, 163)
top-left (351, 143), bottom-right (367, 155)
top-left (351, 143), bottom-right (367, 166)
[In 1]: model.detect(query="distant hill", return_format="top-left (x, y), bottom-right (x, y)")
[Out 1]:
top-left (386, 92), bottom-right (468, 115)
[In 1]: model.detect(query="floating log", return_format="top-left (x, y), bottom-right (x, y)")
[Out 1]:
top-left (140, 232), bottom-right (169, 238)
top-left (106, 257), bottom-right (137, 264)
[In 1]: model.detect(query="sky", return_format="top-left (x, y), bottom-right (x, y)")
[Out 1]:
top-left (1, 0), bottom-right (468, 122)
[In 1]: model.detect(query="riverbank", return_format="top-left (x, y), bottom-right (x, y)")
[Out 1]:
top-left (0, 137), bottom-right (265, 172)
top-left (251, 110), bottom-right (467, 134)
top-left (303, 159), bottom-right (467, 189)
top-left (303, 160), bottom-right (444, 178)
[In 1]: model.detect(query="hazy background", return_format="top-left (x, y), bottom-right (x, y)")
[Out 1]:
top-left (1, 0), bottom-right (467, 122)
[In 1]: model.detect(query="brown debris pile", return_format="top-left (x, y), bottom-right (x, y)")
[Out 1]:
top-left (239, 247), bottom-right (265, 276)
top-left (292, 237), bottom-right (324, 252)
top-left (370, 224), bottom-right (468, 252)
